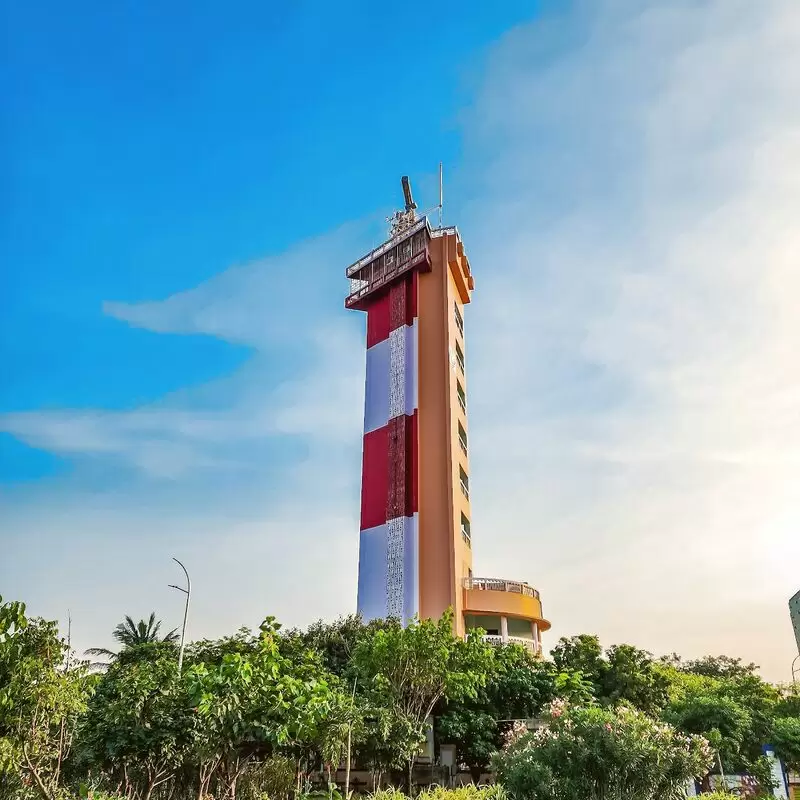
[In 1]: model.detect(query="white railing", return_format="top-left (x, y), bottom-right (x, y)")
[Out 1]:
top-left (479, 634), bottom-right (538, 653)
top-left (464, 577), bottom-right (540, 600)
top-left (460, 480), bottom-right (469, 499)
top-left (459, 437), bottom-right (468, 456)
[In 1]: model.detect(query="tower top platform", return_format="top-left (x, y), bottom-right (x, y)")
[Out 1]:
top-left (345, 217), bottom-right (472, 311)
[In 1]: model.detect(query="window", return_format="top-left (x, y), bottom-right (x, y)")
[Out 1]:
top-left (455, 341), bottom-right (465, 373)
top-left (457, 381), bottom-right (467, 414)
top-left (454, 303), bottom-right (464, 335)
top-left (459, 467), bottom-right (469, 499)
top-left (461, 513), bottom-right (471, 546)
top-left (458, 421), bottom-right (468, 456)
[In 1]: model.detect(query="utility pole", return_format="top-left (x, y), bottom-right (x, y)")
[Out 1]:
top-left (168, 558), bottom-right (191, 677)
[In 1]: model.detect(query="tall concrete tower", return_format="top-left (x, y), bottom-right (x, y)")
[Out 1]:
top-left (345, 180), bottom-right (550, 652)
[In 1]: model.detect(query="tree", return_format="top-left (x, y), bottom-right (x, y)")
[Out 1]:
top-left (600, 644), bottom-right (670, 715)
top-left (550, 636), bottom-right (669, 715)
top-left (771, 716), bottom-right (800, 772)
top-left (550, 635), bottom-right (605, 689)
top-left (351, 612), bottom-right (494, 789)
top-left (186, 617), bottom-right (342, 800)
top-left (85, 613), bottom-right (178, 665)
top-left (283, 615), bottom-right (372, 677)
top-left (75, 646), bottom-right (191, 800)
top-left (437, 645), bottom-right (557, 781)
top-left (494, 701), bottom-right (713, 800)
top-left (681, 656), bottom-right (760, 681)
top-left (0, 598), bottom-right (89, 800)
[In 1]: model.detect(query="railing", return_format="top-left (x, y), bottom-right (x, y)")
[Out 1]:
top-left (464, 577), bottom-right (540, 600)
top-left (460, 480), bottom-right (469, 499)
top-left (479, 634), bottom-right (538, 653)
top-left (459, 437), bottom-right (468, 456)
top-left (346, 217), bottom-right (430, 277)
top-left (458, 394), bottom-right (466, 414)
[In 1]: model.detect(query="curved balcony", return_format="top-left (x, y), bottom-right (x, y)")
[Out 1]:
top-left (462, 576), bottom-right (551, 655)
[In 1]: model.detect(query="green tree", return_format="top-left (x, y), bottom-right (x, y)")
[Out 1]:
top-left (283, 615), bottom-right (372, 677)
top-left (351, 612), bottom-right (494, 789)
top-left (75, 647), bottom-right (191, 800)
top-left (601, 644), bottom-right (670, 715)
top-left (551, 636), bottom-right (669, 714)
top-left (771, 716), bottom-right (800, 772)
top-left (437, 645), bottom-right (557, 781)
top-left (186, 617), bottom-right (341, 800)
top-left (0, 598), bottom-right (89, 800)
top-left (85, 613), bottom-right (178, 666)
top-left (550, 635), bottom-right (605, 688)
top-left (494, 701), bottom-right (713, 800)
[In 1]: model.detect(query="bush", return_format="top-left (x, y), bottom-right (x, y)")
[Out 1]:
top-left (417, 787), bottom-right (507, 800)
top-left (493, 701), bottom-right (713, 800)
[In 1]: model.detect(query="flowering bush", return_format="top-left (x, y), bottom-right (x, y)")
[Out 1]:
top-left (493, 701), bottom-right (713, 800)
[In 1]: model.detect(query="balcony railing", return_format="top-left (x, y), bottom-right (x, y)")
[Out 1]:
top-left (464, 577), bottom-right (540, 600)
top-left (459, 437), bottom-right (468, 456)
top-left (479, 634), bottom-right (538, 653)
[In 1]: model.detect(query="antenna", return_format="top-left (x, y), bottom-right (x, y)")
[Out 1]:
top-left (388, 176), bottom-right (418, 237)
top-left (401, 176), bottom-right (417, 212)
top-left (438, 162), bottom-right (443, 228)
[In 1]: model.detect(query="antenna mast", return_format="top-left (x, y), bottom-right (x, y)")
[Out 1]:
top-left (438, 162), bottom-right (443, 228)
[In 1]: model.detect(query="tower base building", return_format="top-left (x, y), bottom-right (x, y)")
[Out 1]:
top-left (345, 186), bottom-right (550, 652)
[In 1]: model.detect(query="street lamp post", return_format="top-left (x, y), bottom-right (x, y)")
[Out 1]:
top-left (168, 558), bottom-right (191, 677)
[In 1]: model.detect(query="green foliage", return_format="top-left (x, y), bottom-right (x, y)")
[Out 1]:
top-left (352, 612), bottom-right (494, 777)
top-left (493, 701), bottom-right (713, 800)
top-left (0, 597), bottom-right (89, 800)
top-left (1, 591), bottom-right (796, 800)
top-left (771, 715), bottom-right (800, 771)
top-left (417, 786), bottom-right (507, 800)
top-left (437, 645), bottom-right (556, 776)
top-left (75, 647), bottom-right (191, 799)
top-left (550, 636), bottom-right (669, 715)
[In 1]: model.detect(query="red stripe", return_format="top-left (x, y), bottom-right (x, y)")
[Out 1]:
top-left (360, 425), bottom-right (389, 530)
top-left (359, 410), bottom-right (419, 530)
top-left (366, 292), bottom-right (390, 348)
top-left (407, 410), bottom-right (418, 515)
top-left (386, 415), bottom-right (406, 519)
top-left (364, 274), bottom-right (417, 349)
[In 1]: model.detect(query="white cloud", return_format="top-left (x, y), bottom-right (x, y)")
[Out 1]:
top-left (3, 0), bottom-right (799, 680)
top-left (0, 228), bottom-right (368, 478)
top-left (460, 0), bottom-right (800, 678)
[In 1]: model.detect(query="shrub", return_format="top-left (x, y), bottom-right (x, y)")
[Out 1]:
top-left (493, 701), bottom-right (713, 800)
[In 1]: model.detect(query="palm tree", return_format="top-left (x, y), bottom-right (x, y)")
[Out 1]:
top-left (85, 612), bottom-right (178, 667)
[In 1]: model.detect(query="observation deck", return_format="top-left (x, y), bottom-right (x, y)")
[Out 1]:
top-left (463, 577), bottom-right (551, 655)
top-left (345, 218), bottom-right (473, 311)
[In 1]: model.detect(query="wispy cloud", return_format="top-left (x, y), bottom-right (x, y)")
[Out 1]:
top-left (2, 0), bottom-right (798, 678)
top-left (0, 225), bottom-right (370, 478)
top-left (461, 0), bottom-right (800, 677)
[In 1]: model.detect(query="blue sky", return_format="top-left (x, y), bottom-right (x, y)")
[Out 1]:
top-left (2, 0), bottom-right (799, 680)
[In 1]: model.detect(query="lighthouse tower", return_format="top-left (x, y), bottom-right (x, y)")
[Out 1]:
top-left (345, 179), bottom-right (550, 650)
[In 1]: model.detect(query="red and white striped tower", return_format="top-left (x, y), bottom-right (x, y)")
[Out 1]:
top-left (345, 180), bottom-right (551, 648)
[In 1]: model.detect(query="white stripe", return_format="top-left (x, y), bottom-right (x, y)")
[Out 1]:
top-left (357, 515), bottom-right (419, 625)
top-left (363, 321), bottom-right (417, 434)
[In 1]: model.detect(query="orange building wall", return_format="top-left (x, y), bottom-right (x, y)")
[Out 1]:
top-left (417, 231), bottom-right (473, 635)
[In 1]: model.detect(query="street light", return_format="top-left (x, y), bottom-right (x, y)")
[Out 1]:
top-left (168, 558), bottom-right (191, 677)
